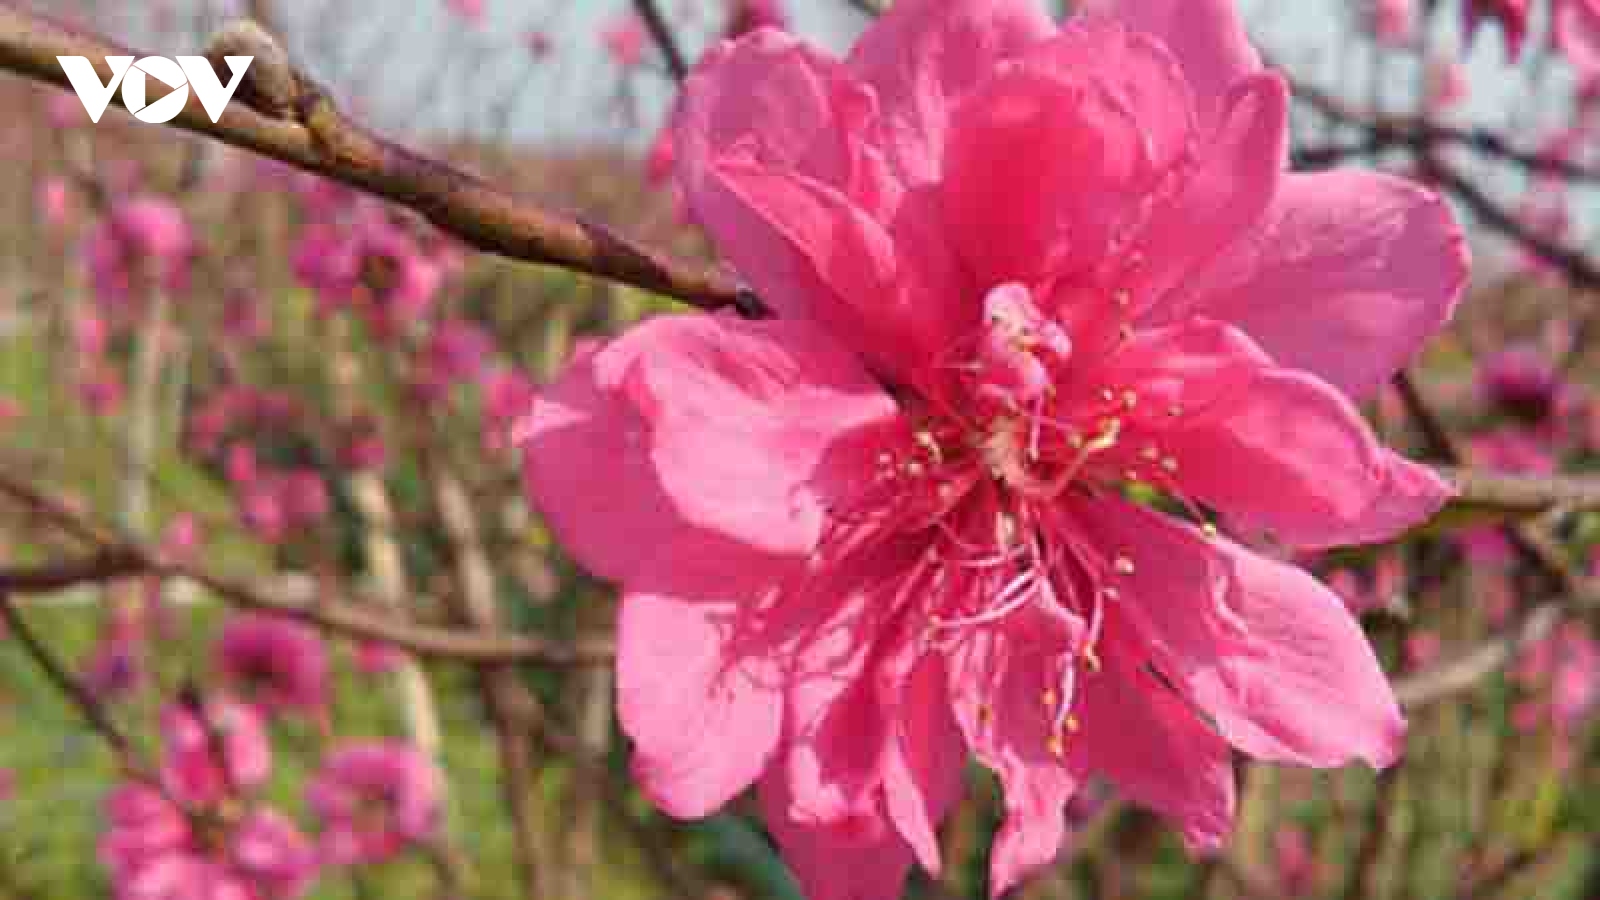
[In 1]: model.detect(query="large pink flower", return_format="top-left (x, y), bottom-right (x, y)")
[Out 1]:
top-left (522, 1), bottom-right (1466, 897)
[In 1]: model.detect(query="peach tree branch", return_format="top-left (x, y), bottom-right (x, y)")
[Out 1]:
top-left (0, 5), bottom-right (747, 312)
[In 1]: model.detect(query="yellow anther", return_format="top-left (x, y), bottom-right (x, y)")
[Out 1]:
top-left (1201, 522), bottom-right (1219, 538)
top-left (1114, 556), bottom-right (1135, 575)
top-left (1121, 390), bottom-right (1139, 409)
top-left (1047, 734), bottom-right (1066, 758)
top-left (1042, 689), bottom-right (1057, 709)
top-left (1161, 457), bottom-right (1179, 473)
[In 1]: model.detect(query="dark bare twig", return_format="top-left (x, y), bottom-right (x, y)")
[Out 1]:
top-left (0, 591), bottom-right (138, 762)
top-left (632, 0), bottom-right (689, 82)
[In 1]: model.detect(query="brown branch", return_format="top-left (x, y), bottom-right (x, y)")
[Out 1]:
top-left (632, 0), bottom-right (689, 81)
top-left (0, 470), bottom-right (613, 666)
top-left (0, 591), bottom-right (137, 762)
top-left (1287, 68), bottom-right (1600, 185)
top-left (1441, 467), bottom-right (1600, 514)
top-left (0, 4), bottom-right (745, 312)
top-left (432, 469), bottom-right (554, 900)
top-left (1388, 375), bottom-right (1600, 710)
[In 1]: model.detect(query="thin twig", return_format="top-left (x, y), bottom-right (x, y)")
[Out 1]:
top-left (632, 0), bottom-right (689, 81)
top-left (0, 591), bottom-right (138, 762)
top-left (0, 470), bottom-right (613, 665)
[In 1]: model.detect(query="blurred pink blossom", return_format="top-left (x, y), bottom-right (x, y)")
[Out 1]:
top-left (307, 741), bottom-right (443, 866)
top-left (1370, 0), bottom-right (1414, 45)
top-left (1426, 59), bottom-right (1469, 112)
top-left (159, 696), bottom-right (272, 806)
top-left (443, 0), bottom-right (485, 24)
top-left (482, 369), bottom-right (537, 455)
top-left (99, 785), bottom-right (317, 900)
top-left (83, 195), bottom-right (194, 313)
top-left (216, 614), bottom-right (330, 717)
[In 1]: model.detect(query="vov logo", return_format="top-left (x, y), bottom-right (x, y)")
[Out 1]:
top-left (56, 56), bottom-right (254, 125)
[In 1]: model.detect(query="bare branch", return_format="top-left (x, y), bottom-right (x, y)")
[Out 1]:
top-left (632, 0), bottom-right (689, 81)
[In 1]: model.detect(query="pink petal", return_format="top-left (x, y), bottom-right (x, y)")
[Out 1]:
top-left (1077, 0), bottom-right (1261, 127)
top-left (760, 773), bottom-right (915, 900)
top-left (1205, 540), bottom-right (1408, 769)
top-left (674, 32), bottom-right (911, 335)
top-left (615, 315), bottom-right (898, 559)
top-left (1124, 73), bottom-right (1288, 317)
top-left (522, 316), bottom-right (897, 588)
top-left (706, 162), bottom-right (965, 382)
top-left (880, 643), bottom-right (967, 874)
top-left (617, 588), bottom-right (783, 818)
top-left (520, 342), bottom-right (705, 587)
top-left (1078, 636), bottom-right (1237, 853)
top-left (947, 622), bottom-right (1084, 896)
top-left (1163, 363), bottom-right (1453, 549)
top-left (940, 47), bottom-right (1177, 285)
top-left (846, 0), bottom-right (1055, 185)
top-left (1078, 497), bottom-right (1406, 771)
top-left (678, 29), bottom-right (873, 199)
top-left (1017, 19), bottom-right (1196, 173)
top-left (1176, 171), bottom-right (1468, 400)
top-left (780, 587), bottom-right (896, 826)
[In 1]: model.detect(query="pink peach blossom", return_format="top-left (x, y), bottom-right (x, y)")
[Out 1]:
top-left (216, 614), bottom-right (330, 717)
top-left (99, 786), bottom-right (316, 900)
top-left (522, 1), bottom-right (1466, 896)
top-left (306, 741), bottom-right (443, 866)
top-left (83, 195), bottom-right (194, 312)
top-left (36, 176), bottom-right (73, 229)
top-left (159, 696), bottom-right (271, 807)
top-left (1477, 345), bottom-right (1570, 425)
top-left (292, 218), bottom-right (441, 334)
